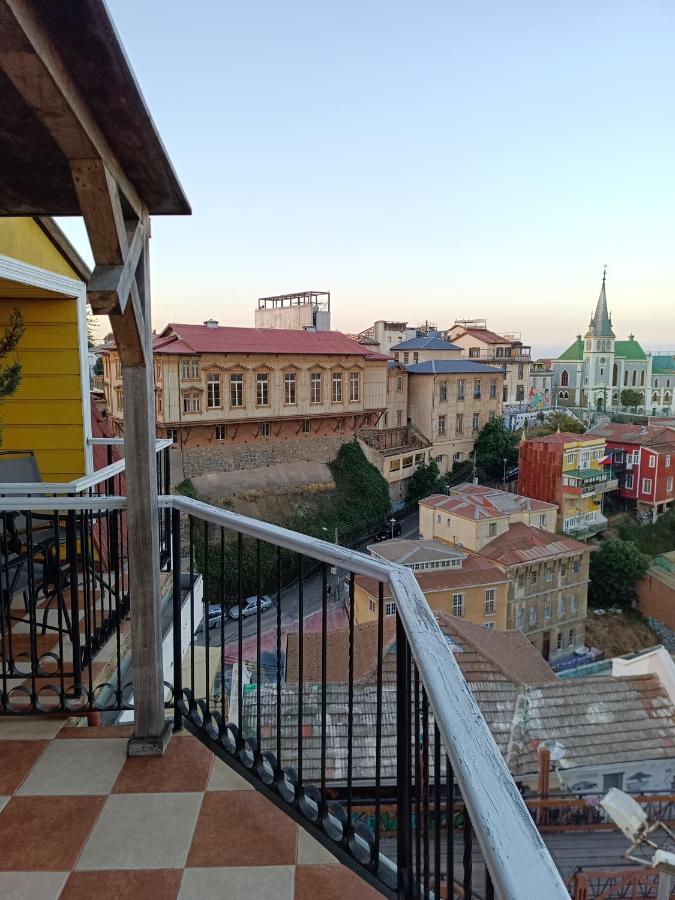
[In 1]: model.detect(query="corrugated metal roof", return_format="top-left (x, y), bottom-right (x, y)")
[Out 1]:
top-left (405, 360), bottom-right (504, 375)
top-left (391, 336), bottom-right (459, 351)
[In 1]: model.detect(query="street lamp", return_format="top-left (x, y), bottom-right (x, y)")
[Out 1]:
top-left (503, 458), bottom-right (507, 486)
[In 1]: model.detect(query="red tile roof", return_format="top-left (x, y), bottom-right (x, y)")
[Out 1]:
top-left (588, 423), bottom-right (675, 448)
top-left (148, 324), bottom-right (390, 359)
top-left (356, 553), bottom-right (508, 598)
top-left (420, 485), bottom-right (555, 520)
top-left (525, 431), bottom-right (602, 445)
top-left (453, 326), bottom-right (515, 345)
top-left (478, 521), bottom-right (593, 567)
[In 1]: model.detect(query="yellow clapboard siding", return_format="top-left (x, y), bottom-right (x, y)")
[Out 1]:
top-left (0, 297), bottom-right (77, 323)
top-left (0, 425), bottom-right (84, 450)
top-left (5, 349), bottom-right (81, 376)
top-left (0, 219), bottom-right (80, 280)
top-left (2, 323), bottom-right (79, 350)
top-left (32, 448), bottom-right (85, 481)
top-left (1, 400), bottom-right (83, 426)
top-left (5, 374), bottom-right (82, 401)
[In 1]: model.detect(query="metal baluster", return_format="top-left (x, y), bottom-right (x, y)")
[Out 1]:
top-left (0, 513), bottom-right (9, 707)
top-left (396, 614), bottom-right (412, 896)
top-left (485, 868), bottom-right (495, 900)
top-left (82, 509), bottom-right (94, 703)
top-left (255, 539), bottom-right (261, 759)
top-left (276, 545), bottom-right (282, 771)
top-left (204, 520), bottom-right (210, 712)
top-left (463, 807), bottom-right (473, 899)
top-left (414, 665), bottom-right (421, 897)
top-left (422, 688), bottom-right (430, 898)
top-left (237, 532), bottom-right (243, 740)
top-left (189, 516), bottom-right (195, 699)
top-left (346, 570), bottom-right (355, 836)
top-left (433, 723), bottom-right (441, 900)
top-left (447, 755), bottom-right (454, 899)
top-left (25, 513), bottom-right (37, 708)
top-left (171, 508), bottom-right (182, 731)
top-left (320, 563), bottom-right (328, 805)
top-left (219, 527), bottom-right (225, 720)
top-left (297, 554), bottom-right (304, 793)
top-left (66, 511), bottom-right (81, 696)
top-left (52, 512), bottom-right (66, 709)
top-left (374, 580), bottom-right (384, 873)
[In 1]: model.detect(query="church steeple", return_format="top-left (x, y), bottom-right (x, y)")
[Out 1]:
top-left (592, 266), bottom-right (614, 337)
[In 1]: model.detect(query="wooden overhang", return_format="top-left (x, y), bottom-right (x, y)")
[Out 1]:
top-left (0, 0), bottom-right (190, 218)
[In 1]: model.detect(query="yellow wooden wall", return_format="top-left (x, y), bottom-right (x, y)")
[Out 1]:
top-left (0, 218), bottom-right (85, 483)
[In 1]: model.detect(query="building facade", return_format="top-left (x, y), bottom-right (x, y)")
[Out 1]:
top-left (518, 432), bottom-right (617, 537)
top-left (650, 354), bottom-right (675, 418)
top-left (253, 291), bottom-right (331, 331)
top-left (406, 360), bottom-right (504, 473)
top-left (552, 274), bottom-right (653, 413)
top-left (391, 335), bottom-right (461, 366)
top-left (358, 427), bottom-right (433, 503)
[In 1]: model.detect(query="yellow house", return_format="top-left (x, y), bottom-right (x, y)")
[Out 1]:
top-left (354, 538), bottom-right (510, 630)
top-left (0, 217), bottom-right (93, 481)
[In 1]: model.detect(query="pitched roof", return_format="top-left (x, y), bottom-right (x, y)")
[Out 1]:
top-left (147, 324), bottom-right (390, 359)
top-left (391, 336), bottom-right (459, 351)
top-left (524, 432), bottom-right (601, 445)
top-left (453, 326), bottom-right (514, 345)
top-left (557, 337), bottom-right (584, 361)
top-left (587, 423), bottom-right (675, 447)
top-left (355, 554), bottom-right (509, 598)
top-left (478, 522), bottom-right (592, 567)
top-left (615, 339), bottom-right (647, 361)
top-left (420, 485), bottom-right (556, 520)
top-left (405, 360), bottom-right (504, 375)
top-left (368, 538), bottom-right (467, 566)
top-left (589, 277), bottom-right (614, 337)
top-left (653, 354), bottom-right (675, 374)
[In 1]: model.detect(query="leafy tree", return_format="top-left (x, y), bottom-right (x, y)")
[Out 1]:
top-left (473, 417), bottom-right (519, 477)
top-left (588, 539), bottom-right (650, 609)
top-left (406, 459), bottom-right (442, 502)
top-left (620, 388), bottom-right (643, 410)
top-left (93, 356), bottom-right (103, 377)
top-left (0, 308), bottom-right (25, 445)
top-left (545, 411), bottom-right (585, 434)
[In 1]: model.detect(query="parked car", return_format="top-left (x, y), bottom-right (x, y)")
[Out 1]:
top-left (229, 594), bottom-right (273, 619)
top-left (373, 518), bottom-right (402, 542)
top-left (195, 604), bottom-right (227, 636)
top-left (503, 466), bottom-right (519, 483)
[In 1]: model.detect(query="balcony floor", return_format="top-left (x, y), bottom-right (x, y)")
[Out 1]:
top-left (0, 719), bottom-right (381, 900)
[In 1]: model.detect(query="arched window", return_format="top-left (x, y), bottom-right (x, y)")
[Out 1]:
top-left (632, 370), bottom-right (637, 386)
top-left (558, 390), bottom-right (565, 400)
top-left (640, 370), bottom-right (646, 386)
top-left (560, 369), bottom-right (569, 386)
top-left (653, 392), bottom-right (659, 402)
top-left (655, 378), bottom-right (660, 388)
top-left (624, 371), bottom-right (628, 386)
top-left (612, 364), bottom-right (618, 385)
top-left (667, 379), bottom-right (672, 389)
top-left (564, 391), bottom-right (569, 399)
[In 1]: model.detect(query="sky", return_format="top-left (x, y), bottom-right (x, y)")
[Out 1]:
top-left (57, 0), bottom-right (675, 358)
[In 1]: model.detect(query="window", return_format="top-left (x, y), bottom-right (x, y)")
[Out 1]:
top-left (516, 608), bottom-right (524, 628)
top-left (632, 370), bottom-right (637, 386)
top-left (336, 417), bottom-right (346, 430)
top-left (259, 421), bottom-right (271, 437)
top-left (396, 374), bottom-right (404, 393)
top-left (556, 633), bottom-right (563, 650)
top-left (439, 381), bottom-right (447, 401)
top-left (503, 385), bottom-right (509, 402)
top-left (642, 478), bottom-right (653, 494)
top-left (402, 455), bottom-right (413, 469)
top-left (396, 410), bottom-right (403, 426)
top-left (332, 371), bottom-right (343, 403)
top-left (517, 573), bottom-right (525, 589)
top-left (603, 773), bottom-right (624, 792)
top-left (207, 373), bottom-right (221, 408)
top-left (484, 622), bottom-right (495, 630)
top-left (572, 559), bottom-right (580, 574)
top-left (415, 452), bottom-right (425, 464)
top-left (667, 477), bottom-right (673, 493)
top-left (182, 359), bottom-right (199, 380)
top-left (517, 363), bottom-right (524, 380)
top-left (456, 414), bottom-right (464, 434)
top-left (230, 373), bottom-right (244, 407)
top-left (641, 370), bottom-right (646, 386)
top-left (167, 427), bottom-right (179, 444)
top-left (256, 372), bottom-right (269, 406)
top-left (560, 369), bottom-right (569, 387)
top-left (284, 371), bottom-right (297, 405)
top-left (566, 452), bottom-right (575, 464)
top-left (473, 380), bottom-right (482, 399)
top-left (544, 601), bottom-right (551, 622)
top-left (561, 563), bottom-right (567, 577)
top-left (215, 425), bottom-right (226, 440)
top-left (457, 380), bottom-right (465, 401)
top-left (438, 415), bottom-right (447, 436)
top-left (516, 385), bottom-right (525, 402)
top-left (489, 380), bottom-right (497, 399)
top-left (301, 419), bottom-right (311, 434)
top-left (488, 522), bottom-right (497, 537)
top-left (558, 596), bottom-right (565, 618)
top-left (383, 413), bottom-right (388, 427)
top-left (385, 601), bottom-right (396, 617)
top-left (389, 459), bottom-right (401, 472)
top-left (655, 378), bottom-right (660, 389)
top-left (413, 352), bottom-right (419, 364)
top-left (308, 371), bottom-right (322, 404)
top-left (183, 393), bottom-right (200, 414)
top-left (625, 473), bottom-right (634, 490)
top-left (115, 359), bottom-right (122, 379)
top-left (155, 391), bottom-right (163, 416)
top-left (539, 514), bottom-right (547, 527)
top-left (545, 568), bottom-right (553, 583)
top-left (568, 628), bottom-right (575, 647)
top-left (402, 352), bottom-right (409, 364)
top-left (666, 454), bottom-right (671, 467)
top-left (369, 598), bottom-right (376, 614)
top-left (530, 571), bottom-right (537, 585)
top-left (529, 606), bottom-right (537, 625)
top-left (452, 593), bottom-right (464, 617)
top-left (484, 589), bottom-right (496, 615)
top-left (624, 370), bottom-right (628, 386)
top-left (570, 595), bottom-right (578, 613)
top-left (468, 347), bottom-right (480, 358)
top-left (349, 371), bottom-right (360, 402)
top-left (472, 413), bottom-right (480, 432)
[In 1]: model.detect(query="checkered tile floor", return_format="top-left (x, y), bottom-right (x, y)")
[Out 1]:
top-left (0, 720), bottom-right (381, 899)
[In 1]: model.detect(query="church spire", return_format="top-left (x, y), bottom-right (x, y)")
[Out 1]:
top-left (590, 266), bottom-right (614, 338)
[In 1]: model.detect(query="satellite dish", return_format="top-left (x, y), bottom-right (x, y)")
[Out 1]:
top-left (540, 739), bottom-right (567, 761)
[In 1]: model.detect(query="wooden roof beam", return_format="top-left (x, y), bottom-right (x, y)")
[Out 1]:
top-left (0, 0), bottom-right (144, 219)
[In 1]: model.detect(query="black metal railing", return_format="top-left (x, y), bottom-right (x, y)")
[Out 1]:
top-left (168, 495), bottom-right (566, 899)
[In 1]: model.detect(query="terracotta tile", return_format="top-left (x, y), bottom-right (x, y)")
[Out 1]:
top-left (57, 725), bottom-right (134, 740)
top-left (0, 795), bottom-right (105, 870)
top-left (113, 735), bottom-right (213, 793)
top-left (62, 869), bottom-right (182, 900)
top-left (0, 719), bottom-right (64, 740)
top-left (187, 791), bottom-right (298, 867)
top-left (294, 864), bottom-right (383, 900)
top-left (0, 740), bottom-right (47, 793)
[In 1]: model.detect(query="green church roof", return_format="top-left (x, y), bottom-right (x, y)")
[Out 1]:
top-left (558, 337), bottom-right (584, 361)
top-left (653, 354), bottom-right (675, 373)
top-left (615, 339), bottom-right (647, 361)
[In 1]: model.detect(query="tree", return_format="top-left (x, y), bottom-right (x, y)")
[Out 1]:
top-left (620, 388), bottom-right (642, 410)
top-left (588, 539), bottom-right (650, 609)
top-left (406, 459), bottom-right (442, 502)
top-left (0, 308), bottom-right (25, 445)
top-left (545, 411), bottom-right (585, 434)
top-left (473, 417), bottom-right (519, 478)
top-left (93, 356), bottom-right (103, 377)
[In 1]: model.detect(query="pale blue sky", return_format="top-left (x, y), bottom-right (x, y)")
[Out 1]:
top-left (59, 0), bottom-right (675, 357)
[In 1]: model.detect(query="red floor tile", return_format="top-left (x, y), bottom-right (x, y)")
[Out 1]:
top-left (187, 791), bottom-right (298, 867)
top-left (112, 734), bottom-right (214, 793)
top-left (294, 864), bottom-right (383, 899)
top-left (0, 795), bottom-right (105, 870)
top-left (0, 740), bottom-right (47, 793)
top-left (61, 869), bottom-right (182, 900)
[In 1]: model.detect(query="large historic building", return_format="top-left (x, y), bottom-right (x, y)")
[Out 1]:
top-left (551, 273), bottom-right (653, 413)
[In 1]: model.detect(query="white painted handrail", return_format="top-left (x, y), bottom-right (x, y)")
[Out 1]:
top-left (0, 489), bottom-right (567, 896)
top-left (0, 439), bottom-right (172, 495)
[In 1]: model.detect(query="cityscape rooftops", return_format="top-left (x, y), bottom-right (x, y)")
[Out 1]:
top-left (587, 422), bottom-right (675, 447)
top-left (356, 553), bottom-right (510, 600)
top-left (524, 431), bottom-right (603, 445)
top-left (478, 521), bottom-right (592, 567)
top-left (391, 336), bottom-right (459, 351)
top-left (420, 485), bottom-right (556, 520)
top-left (368, 538), bottom-right (467, 567)
top-left (451, 325), bottom-right (519, 345)
top-left (404, 360), bottom-right (504, 375)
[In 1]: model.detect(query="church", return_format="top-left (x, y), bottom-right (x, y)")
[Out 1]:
top-left (551, 273), bottom-right (661, 414)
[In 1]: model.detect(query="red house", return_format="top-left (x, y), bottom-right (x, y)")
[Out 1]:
top-left (587, 423), bottom-right (675, 522)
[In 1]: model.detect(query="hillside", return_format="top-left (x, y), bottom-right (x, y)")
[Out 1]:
top-left (585, 609), bottom-right (661, 658)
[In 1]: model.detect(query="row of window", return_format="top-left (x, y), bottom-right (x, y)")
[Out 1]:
top-left (565, 447), bottom-right (605, 467)
top-left (406, 558), bottom-right (463, 571)
top-left (438, 411), bottom-right (494, 436)
top-left (165, 418), bottom-right (349, 444)
top-left (515, 595), bottom-right (579, 627)
top-left (625, 474), bottom-right (674, 495)
top-left (515, 560), bottom-right (582, 589)
top-left (389, 451), bottom-right (428, 473)
top-left (182, 370), bottom-right (361, 413)
top-left (452, 588), bottom-right (496, 617)
top-left (438, 378), bottom-right (497, 402)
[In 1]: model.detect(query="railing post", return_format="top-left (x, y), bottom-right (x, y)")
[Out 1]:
top-left (396, 613), bottom-right (412, 897)
top-left (171, 507), bottom-right (182, 732)
top-left (66, 510), bottom-right (82, 692)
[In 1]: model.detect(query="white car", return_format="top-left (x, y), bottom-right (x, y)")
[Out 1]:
top-left (229, 594), bottom-right (273, 619)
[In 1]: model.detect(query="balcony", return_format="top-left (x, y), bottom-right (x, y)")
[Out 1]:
top-left (463, 348), bottom-right (532, 363)
top-left (563, 512), bottom-right (609, 538)
top-left (0, 487), bottom-right (567, 898)
top-left (562, 469), bottom-right (618, 497)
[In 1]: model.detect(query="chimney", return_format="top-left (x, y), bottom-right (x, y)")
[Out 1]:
top-left (204, 319), bottom-right (218, 329)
